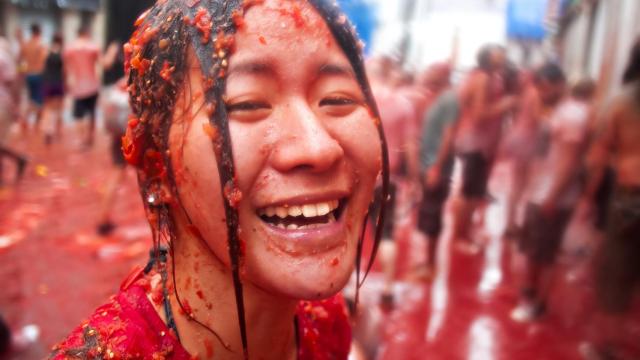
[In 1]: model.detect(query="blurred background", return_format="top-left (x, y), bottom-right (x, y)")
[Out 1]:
top-left (0, 0), bottom-right (639, 359)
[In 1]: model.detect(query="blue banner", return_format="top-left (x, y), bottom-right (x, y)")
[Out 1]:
top-left (506, 0), bottom-right (548, 41)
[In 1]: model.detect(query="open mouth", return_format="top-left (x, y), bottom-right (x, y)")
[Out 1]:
top-left (257, 199), bottom-right (346, 230)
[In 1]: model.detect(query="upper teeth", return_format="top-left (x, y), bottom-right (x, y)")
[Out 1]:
top-left (259, 200), bottom-right (339, 218)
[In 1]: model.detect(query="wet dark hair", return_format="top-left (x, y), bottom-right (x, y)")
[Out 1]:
top-left (623, 37), bottom-right (640, 85)
top-left (477, 43), bottom-right (504, 72)
top-left (30, 23), bottom-right (41, 37)
top-left (503, 61), bottom-right (520, 94)
top-left (77, 23), bottom-right (91, 36)
top-left (534, 62), bottom-right (566, 85)
top-left (124, 0), bottom-right (388, 358)
top-left (571, 78), bottom-right (596, 100)
top-left (52, 32), bottom-right (63, 46)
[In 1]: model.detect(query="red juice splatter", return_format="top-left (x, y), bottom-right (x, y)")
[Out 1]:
top-left (223, 181), bottom-right (243, 208)
top-left (134, 9), bottom-right (151, 26)
top-left (232, 10), bottom-right (245, 30)
top-left (159, 61), bottom-right (175, 82)
top-left (193, 8), bottom-right (213, 44)
top-left (204, 339), bottom-right (214, 358)
top-left (202, 123), bottom-right (219, 140)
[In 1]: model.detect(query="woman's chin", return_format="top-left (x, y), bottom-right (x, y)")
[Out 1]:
top-left (248, 252), bottom-right (355, 301)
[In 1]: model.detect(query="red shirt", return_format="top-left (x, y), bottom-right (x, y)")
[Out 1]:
top-left (50, 269), bottom-right (351, 359)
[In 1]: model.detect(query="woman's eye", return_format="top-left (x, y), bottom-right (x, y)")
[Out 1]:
top-left (226, 101), bottom-right (271, 112)
top-left (319, 97), bottom-right (357, 107)
top-left (319, 96), bottom-right (359, 117)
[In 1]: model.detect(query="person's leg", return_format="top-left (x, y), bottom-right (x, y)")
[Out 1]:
top-left (97, 166), bottom-right (127, 235)
top-left (504, 160), bottom-right (522, 236)
top-left (72, 98), bottom-right (87, 146)
top-left (451, 153), bottom-right (473, 244)
top-left (55, 100), bottom-right (63, 139)
top-left (377, 182), bottom-right (398, 307)
top-left (511, 204), bottom-right (546, 321)
top-left (453, 153), bottom-right (487, 251)
top-left (97, 135), bottom-right (128, 235)
top-left (40, 97), bottom-right (55, 145)
top-left (85, 94), bottom-right (99, 147)
top-left (23, 75), bottom-right (36, 132)
top-left (0, 146), bottom-right (27, 182)
top-left (49, 96), bottom-right (64, 141)
top-left (422, 185), bottom-right (447, 270)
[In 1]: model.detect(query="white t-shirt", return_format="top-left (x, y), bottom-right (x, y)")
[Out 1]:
top-left (527, 99), bottom-right (590, 207)
top-left (63, 38), bottom-right (100, 99)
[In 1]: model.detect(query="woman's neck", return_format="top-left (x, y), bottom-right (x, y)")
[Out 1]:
top-left (166, 219), bottom-right (298, 359)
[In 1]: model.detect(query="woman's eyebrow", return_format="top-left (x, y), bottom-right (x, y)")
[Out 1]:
top-left (317, 63), bottom-right (356, 79)
top-left (227, 61), bottom-right (275, 79)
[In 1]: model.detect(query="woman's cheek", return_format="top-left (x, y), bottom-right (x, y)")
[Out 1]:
top-left (342, 111), bottom-right (382, 175)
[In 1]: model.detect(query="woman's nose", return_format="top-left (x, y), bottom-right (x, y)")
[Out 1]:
top-left (270, 101), bottom-right (344, 174)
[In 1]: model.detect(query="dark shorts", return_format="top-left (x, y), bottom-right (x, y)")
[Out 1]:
top-left (518, 203), bottom-right (573, 265)
top-left (73, 94), bottom-right (99, 120)
top-left (43, 82), bottom-right (65, 99)
top-left (370, 181), bottom-right (398, 241)
top-left (458, 152), bottom-right (491, 199)
top-left (111, 134), bottom-right (126, 167)
top-left (26, 74), bottom-right (44, 105)
top-left (594, 167), bottom-right (615, 231)
top-left (596, 187), bottom-right (640, 314)
top-left (417, 160), bottom-right (453, 238)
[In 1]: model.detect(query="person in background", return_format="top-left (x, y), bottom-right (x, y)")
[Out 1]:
top-left (500, 68), bottom-right (538, 240)
top-left (451, 44), bottom-right (515, 253)
top-left (414, 64), bottom-right (458, 279)
top-left (18, 23), bottom-right (47, 131)
top-left (0, 37), bottom-right (27, 186)
top-left (41, 33), bottom-right (65, 145)
top-left (580, 38), bottom-right (640, 359)
top-left (63, 24), bottom-right (101, 148)
top-left (511, 63), bottom-right (592, 322)
top-left (96, 76), bottom-right (130, 236)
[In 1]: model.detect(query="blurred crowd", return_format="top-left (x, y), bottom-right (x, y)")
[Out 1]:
top-left (362, 39), bottom-right (640, 358)
top-left (0, 18), bottom-right (639, 359)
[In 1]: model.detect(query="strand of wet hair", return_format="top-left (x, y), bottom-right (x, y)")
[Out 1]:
top-left (308, 0), bottom-right (391, 296)
top-left (127, 3), bottom-right (240, 355)
top-left (180, 1), bottom-right (250, 358)
top-left (156, 13), bottom-right (237, 353)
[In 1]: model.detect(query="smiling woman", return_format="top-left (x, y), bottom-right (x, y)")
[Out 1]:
top-left (50, 1), bottom-right (388, 359)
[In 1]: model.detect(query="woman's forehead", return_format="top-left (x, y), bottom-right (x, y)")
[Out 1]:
top-left (241, 0), bottom-right (332, 40)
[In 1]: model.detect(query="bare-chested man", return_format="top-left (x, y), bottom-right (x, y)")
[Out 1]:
top-left (500, 70), bottom-right (538, 238)
top-left (19, 23), bottom-right (47, 129)
top-left (581, 38), bottom-right (640, 358)
top-left (63, 25), bottom-right (101, 148)
top-left (451, 44), bottom-right (515, 251)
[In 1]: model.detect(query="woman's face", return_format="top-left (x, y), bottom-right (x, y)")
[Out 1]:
top-left (169, 0), bottom-right (381, 300)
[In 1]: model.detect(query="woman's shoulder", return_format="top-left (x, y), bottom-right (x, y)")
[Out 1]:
top-left (49, 266), bottom-right (191, 360)
top-left (296, 294), bottom-right (351, 360)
